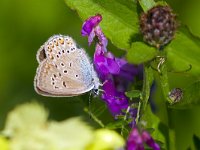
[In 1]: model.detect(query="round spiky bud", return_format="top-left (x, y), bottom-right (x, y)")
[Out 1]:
top-left (168, 88), bottom-right (183, 103)
top-left (140, 5), bottom-right (177, 49)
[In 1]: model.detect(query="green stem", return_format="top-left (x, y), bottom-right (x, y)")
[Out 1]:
top-left (158, 59), bottom-right (174, 104)
top-left (84, 108), bottom-right (105, 128)
top-left (136, 63), bottom-right (154, 124)
top-left (135, 101), bottom-right (141, 125)
top-left (121, 106), bottom-right (130, 135)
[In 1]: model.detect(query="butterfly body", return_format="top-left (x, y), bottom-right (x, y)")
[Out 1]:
top-left (34, 35), bottom-right (99, 97)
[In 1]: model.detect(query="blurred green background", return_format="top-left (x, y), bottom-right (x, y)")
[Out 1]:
top-left (0, 0), bottom-right (103, 127)
top-left (0, 0), bottom-right (200, 149)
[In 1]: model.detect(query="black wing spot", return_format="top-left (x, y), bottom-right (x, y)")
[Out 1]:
top-left (63, 70), bottom-right (68, 73)
top-left (63, 81), bottom-right (66, 87)
top-left (71, 47), bottom-right (75, 51)
top-left (61, 63), bottom-right (65, 66)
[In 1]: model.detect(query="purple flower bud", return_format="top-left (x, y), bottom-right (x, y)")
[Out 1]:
top-left (81, 14), bottom-right (102, 36)
top-left (141, 131), bottom-right (160, 150)
top-left (94, 26), bottom-right (108, 49)
top-left (127, 128), bottom-right (144, 150)
top-left (127, 128), bottom-right (160, 150)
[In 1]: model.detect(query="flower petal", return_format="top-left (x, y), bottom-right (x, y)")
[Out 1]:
top-left (142, 131), bottom-right (160, 150)
top-left (81, 14), bottom-right (102, 36)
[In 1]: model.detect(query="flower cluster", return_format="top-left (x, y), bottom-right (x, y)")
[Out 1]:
top-left (127, 128), bottom-right (160, 150)
top-left (81, 14), bottom-right (138, 118)
top-left (82, 14), bottom-right (161, 150)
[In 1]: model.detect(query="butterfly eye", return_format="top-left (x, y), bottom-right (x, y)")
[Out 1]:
top-left (92, 89), bottom-right (99, 96)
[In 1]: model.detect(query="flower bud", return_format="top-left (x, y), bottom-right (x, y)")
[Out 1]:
top-left (168, 88), bottom-right (183, 103)
top-left (140, 5), bottom-right (177, 49)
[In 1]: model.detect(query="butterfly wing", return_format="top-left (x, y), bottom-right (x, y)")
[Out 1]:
top-left (34, 35), bottom-right (95, 97)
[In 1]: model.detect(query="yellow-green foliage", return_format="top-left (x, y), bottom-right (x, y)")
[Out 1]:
top-left (1, 102), bottom-right (125, 150)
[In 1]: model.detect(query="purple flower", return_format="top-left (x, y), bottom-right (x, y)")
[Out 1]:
top-left (101, 79), bottom-right (129, 116)
top-left (81, 14), bottom-right (102, 36)
top-left (81, 14), bottom-right (139, 120)
top-left (127, 128), bottom-right (160, 150)
top-left (127, 128), bottom-right (144, 150)
top-left (94, 44), bottom-right (138, 116)
top-left (142, 131), bottom-right (160, 150)
top-left (81, 14), bottom-right (104, 46)
top-left (94, 44), bottom-right (121, 78)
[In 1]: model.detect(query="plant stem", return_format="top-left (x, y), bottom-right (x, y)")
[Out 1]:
top-left (158, 58), bottom-right (174, 104)
top-left (136, 63), bottom-right (154, 124)
top-left (84, 108), bottom-right (105, 128)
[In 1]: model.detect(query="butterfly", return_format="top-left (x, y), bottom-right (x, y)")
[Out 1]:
top-left (34, 35), bottom-right (100, 97)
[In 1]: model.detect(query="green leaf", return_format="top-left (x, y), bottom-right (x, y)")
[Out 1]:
top-left (193, 135), bottom-right (200, 150)
top-left (64, 0), bottom-right (139, 49)
top-left (105, 119), bottom-right (129, 130)
top-left (171, 0), bottom-right (200, 37)
top-left (166, 29), bottom-right (200, 76)
top-left (125, 90), bottom-right (142, 98)
top-left (170, 81), bottom-right (200, 108)
top-left (126, 42), bottom-right (157, 64)
top-left (138, 0), bottom-right (156, 12)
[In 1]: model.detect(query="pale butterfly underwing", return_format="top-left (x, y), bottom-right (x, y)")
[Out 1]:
top-left (34, 35), bottom-right (100, 97)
